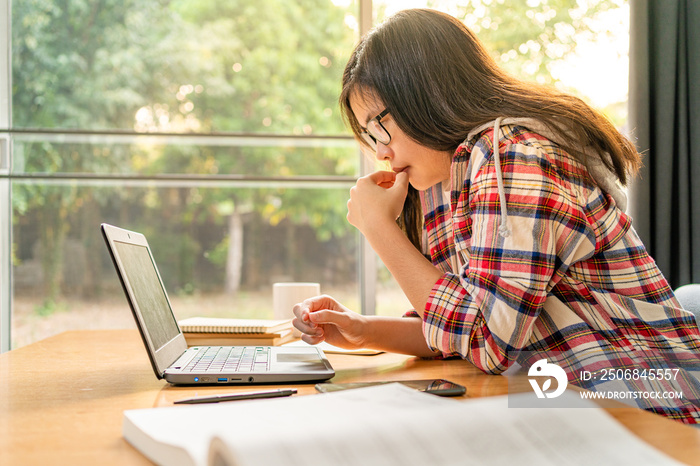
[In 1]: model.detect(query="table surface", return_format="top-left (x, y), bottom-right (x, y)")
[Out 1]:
top-left (1, 329), bottom-right (699, 465)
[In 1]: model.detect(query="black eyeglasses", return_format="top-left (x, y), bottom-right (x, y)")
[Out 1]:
top-left (359, 108), bottom-right (391, 150)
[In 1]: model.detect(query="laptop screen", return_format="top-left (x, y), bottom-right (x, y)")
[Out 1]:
top-left (113, 240), bottom-right (180, 350)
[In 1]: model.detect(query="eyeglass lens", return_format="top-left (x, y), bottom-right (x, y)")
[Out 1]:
top-left (361, 132), bottom-right (378, 149)
top-left (367, 119), bottom-right (390, 145)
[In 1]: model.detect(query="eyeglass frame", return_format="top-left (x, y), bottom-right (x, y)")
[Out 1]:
top-left (359, 108), bottom-right (391, 150)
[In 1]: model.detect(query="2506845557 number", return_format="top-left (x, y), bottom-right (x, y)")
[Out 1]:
top-left (580, 368), bottom-right (680, 382)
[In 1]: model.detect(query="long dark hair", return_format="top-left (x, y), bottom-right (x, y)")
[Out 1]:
top-left (340, 8), bottom-right (640, 250)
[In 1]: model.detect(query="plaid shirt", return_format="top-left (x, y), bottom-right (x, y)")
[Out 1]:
top-left (413, 123), bottom-right (700, 423)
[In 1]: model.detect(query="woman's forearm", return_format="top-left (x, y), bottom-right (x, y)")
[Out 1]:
top-left (363, 219), bottom-right (444, 317)
top-left (364, 315), bottom-right (440, 358)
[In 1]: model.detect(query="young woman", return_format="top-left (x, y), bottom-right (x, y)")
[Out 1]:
top-left (292, 8), bottom-right (700, 423)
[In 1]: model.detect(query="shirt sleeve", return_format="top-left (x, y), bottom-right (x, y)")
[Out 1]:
top-left (422, 139), bottom-right (597, 374)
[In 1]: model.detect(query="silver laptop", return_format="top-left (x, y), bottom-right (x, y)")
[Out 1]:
top-left (101, 223), bottom-right (334, 385)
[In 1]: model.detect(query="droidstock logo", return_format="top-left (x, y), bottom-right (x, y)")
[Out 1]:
top-left (528, 359), bottom-right (568, 399)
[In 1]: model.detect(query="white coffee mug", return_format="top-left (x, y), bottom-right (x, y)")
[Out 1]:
top-left (273, 282), bottom-right (321, 333)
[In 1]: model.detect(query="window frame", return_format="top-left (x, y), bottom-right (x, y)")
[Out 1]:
top-left (1, 0), bottom-right (12, 353)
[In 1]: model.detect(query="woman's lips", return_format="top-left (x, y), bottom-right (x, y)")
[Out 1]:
top-left (392, 166), bottom-right (407, 174)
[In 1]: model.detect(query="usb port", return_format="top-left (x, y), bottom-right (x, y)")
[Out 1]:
top-left (217, 378), bottom-right (227, 382)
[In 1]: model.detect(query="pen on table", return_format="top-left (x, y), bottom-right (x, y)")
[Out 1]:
top-left (174, 388), bottom-right (298, 405)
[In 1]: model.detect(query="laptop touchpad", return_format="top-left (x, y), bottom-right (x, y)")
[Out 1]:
top-left (277, 353), bottom-right (321, 363)
top-left (274, 351), bottom-right (328, 371)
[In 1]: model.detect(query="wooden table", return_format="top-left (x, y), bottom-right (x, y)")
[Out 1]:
top-left (1, 329), bottom-right (699, 465)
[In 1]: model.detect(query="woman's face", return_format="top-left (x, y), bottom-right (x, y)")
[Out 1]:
top-left (349, 91), bottom-right (453, 191)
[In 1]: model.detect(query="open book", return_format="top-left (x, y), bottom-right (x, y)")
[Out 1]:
top-left (122, 384), bottom-right (681, 466)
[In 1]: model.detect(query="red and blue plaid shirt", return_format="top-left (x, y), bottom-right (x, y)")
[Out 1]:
top-left (413, 122), bottom-right (700, 423)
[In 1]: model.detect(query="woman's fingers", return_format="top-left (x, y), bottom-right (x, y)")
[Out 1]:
top-left (292, 295), bottom-right (348, 337)
top-left (367, 170), bottom-right (396, 187)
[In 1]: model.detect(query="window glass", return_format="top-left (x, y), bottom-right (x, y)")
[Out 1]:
top-left (12, 0), bottom-right (357, 135)
top-left (12, 134), bottom-right (357, 177)
top-left (12, 179), bottom-right (359, 348)
top-left (10, 0), bottom-right (361, 348)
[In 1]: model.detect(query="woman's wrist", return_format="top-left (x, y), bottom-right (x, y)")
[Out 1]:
top-left (354, 312), bottom-right (373, 349)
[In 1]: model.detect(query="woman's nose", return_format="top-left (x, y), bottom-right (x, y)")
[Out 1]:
top-left (375, 142), bottom-right (392, 162)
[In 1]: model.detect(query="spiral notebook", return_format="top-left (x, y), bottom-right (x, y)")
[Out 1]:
top-left (178, 317), bottom-right (292, 334)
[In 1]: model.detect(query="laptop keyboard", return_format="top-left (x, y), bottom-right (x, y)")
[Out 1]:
top-left (183, 346), bottom-right (270, 373)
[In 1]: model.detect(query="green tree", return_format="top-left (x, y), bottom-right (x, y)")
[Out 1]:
top-left (12, 0), bottom-right (196, 307)
top-left (12, 0), bottom-right (357, 303)
top-left (445, 0), bottom-right (625, 121)
top-left (130, 0), bottom-right (357, 294)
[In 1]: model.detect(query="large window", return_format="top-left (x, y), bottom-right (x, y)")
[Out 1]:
top-left (1, 0), bottom-right (629, 350)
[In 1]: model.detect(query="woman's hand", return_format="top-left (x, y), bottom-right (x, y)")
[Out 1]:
top-left (293, 294), bottom-right (441, 358)
top-left (292, 295), bottom-right (368, 349)
top-left (347, 170), bottom-right (409, 237)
